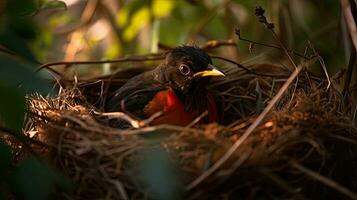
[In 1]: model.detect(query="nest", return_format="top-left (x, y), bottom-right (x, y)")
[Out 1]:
top-left (23, 58), bottom-right (357, 200)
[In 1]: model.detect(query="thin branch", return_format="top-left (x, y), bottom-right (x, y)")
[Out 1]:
top-left (235, 28), bottom-right (308, 59)
top-left (0, 126), bottom-right (41, 159)
top-left (201, 39), bottom-right (237, 50)
top-left (211, 55), bottom-right (286, 78)
top-left (36, 54), bottom-right (165, 72)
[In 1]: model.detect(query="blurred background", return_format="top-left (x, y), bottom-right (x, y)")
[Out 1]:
top-left (32, 0), bottom-right (348, 76)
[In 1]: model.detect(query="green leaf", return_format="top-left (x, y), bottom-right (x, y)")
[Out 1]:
top-left (0, 30), bottom-right (37, 63)
top-left (0, 85), bottom-right (25, 133)
top-left (9, 158), bottom-right (71, 200)
top-left (137, 148), bottom-right (182, 200)
top-left (0, 56), bottom-right (51, 132)
top-left (0, 56), bottom-right (51, 94)
top-left (40, 0), bottom-right (67, 10)
top-left (116, 0), bottom-right (150, 28)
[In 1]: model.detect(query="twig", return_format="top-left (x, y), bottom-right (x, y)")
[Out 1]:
top-left (36, 54), bottom-right (165, 72)
top-left (211, 55), bottom-right (281, 77)
top-left (120, 124), bottom-right (204, 135)
top-left (94, 111), bottom-right (141, 128)
top-left (290, 161), bottom-right (357, 200)
top-left (185, 111), bottom-right (208, 128)
top-left (307, 41), bottom-right (331, 89)
top-left (235, 28), bottom-right (307, 59)
top-left (254, 6), bottom-right (300, 107)
top-left (0, 126), bottom-right (41, 159)
top-left (0, 46), bottom-right (17, 56)
top-left (258, 168), bottom-right (309, 200)
top-left (201, 39), bottom-right (237, 50)
top-left (186, 58), bottom-right (315, 191)
top-left (254, 6), bottom-right (298, 69)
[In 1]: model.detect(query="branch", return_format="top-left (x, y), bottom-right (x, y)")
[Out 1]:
top-left (36, 54), bottom-right (165, 72)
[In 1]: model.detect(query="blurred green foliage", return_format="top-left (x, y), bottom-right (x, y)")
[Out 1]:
top-left (29, 0), bottom-right (347, 76)
top-left (0, 0), bottom-right (70, 199)
top-left (137, 147), bottom-right (183, 200)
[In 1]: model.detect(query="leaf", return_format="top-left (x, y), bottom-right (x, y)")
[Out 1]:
top-left (0, 56), bottom-right (51, 132)
top-left (40, 0), bottom-right (67, 10)
top-left (0, 85), bottom-right (25, 133)
top-left (0, 30), bottom-right (37, 63)
top-left (9, 158), bottom-right (71, 200)
top-left (152, 0), bottom-right (175, 18)
top-left (116, 0), bottom-right (150, 28)
top-left (137, 147), bottom-right (183, 200)
top-left (0, 56), bottom-right (51, 94)
top-left (123, 7), bottom-right (151, 41)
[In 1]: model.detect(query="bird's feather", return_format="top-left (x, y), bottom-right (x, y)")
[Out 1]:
top-left (106, 71), bottom-right (166, 118)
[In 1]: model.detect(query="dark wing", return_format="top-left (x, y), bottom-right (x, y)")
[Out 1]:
top-left (106, 71), bottom-right (166, 119)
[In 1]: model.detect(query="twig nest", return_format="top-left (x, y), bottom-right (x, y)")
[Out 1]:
top-left (22, 65), bottom-right (357, 199)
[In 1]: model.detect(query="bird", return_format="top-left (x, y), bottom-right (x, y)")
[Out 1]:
top-left (106, 46), bottom-right (225, 127)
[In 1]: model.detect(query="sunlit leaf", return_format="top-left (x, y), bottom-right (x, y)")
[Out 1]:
top-left (152, 0), bottom-right (175, 18)
top-left (116, 0), bottom-right (150, 28)
top-left (32, 29), bottom-right (54, 61)
top-left (9, 158), bottom-right (71, 200)
top-left (117, 7), bottom-right (129, 27)
top-left (40, 0), bottom-right (67, 10)
top-left (105, 38), bottom-right (122, 58)
top-left (48, 13), bottom-right (74, 28)
top-left (123, 7), bottom-right (151, 41)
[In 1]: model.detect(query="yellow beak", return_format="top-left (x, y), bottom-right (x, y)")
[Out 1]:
top-left (193, 64), bottom-right (225, 78)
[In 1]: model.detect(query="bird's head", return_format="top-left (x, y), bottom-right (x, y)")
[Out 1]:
top-left (157, 46), bottom-right (225, 93)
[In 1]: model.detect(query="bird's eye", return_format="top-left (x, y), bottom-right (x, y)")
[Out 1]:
top-left (179, 64), bottom-right (191, 76)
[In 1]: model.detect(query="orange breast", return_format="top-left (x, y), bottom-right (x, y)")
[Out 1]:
top-left (144, 89), bottom-right (218, 126)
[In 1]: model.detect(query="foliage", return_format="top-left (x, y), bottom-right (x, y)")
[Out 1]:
top-left (0, 0), bottom-right (69, 199)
